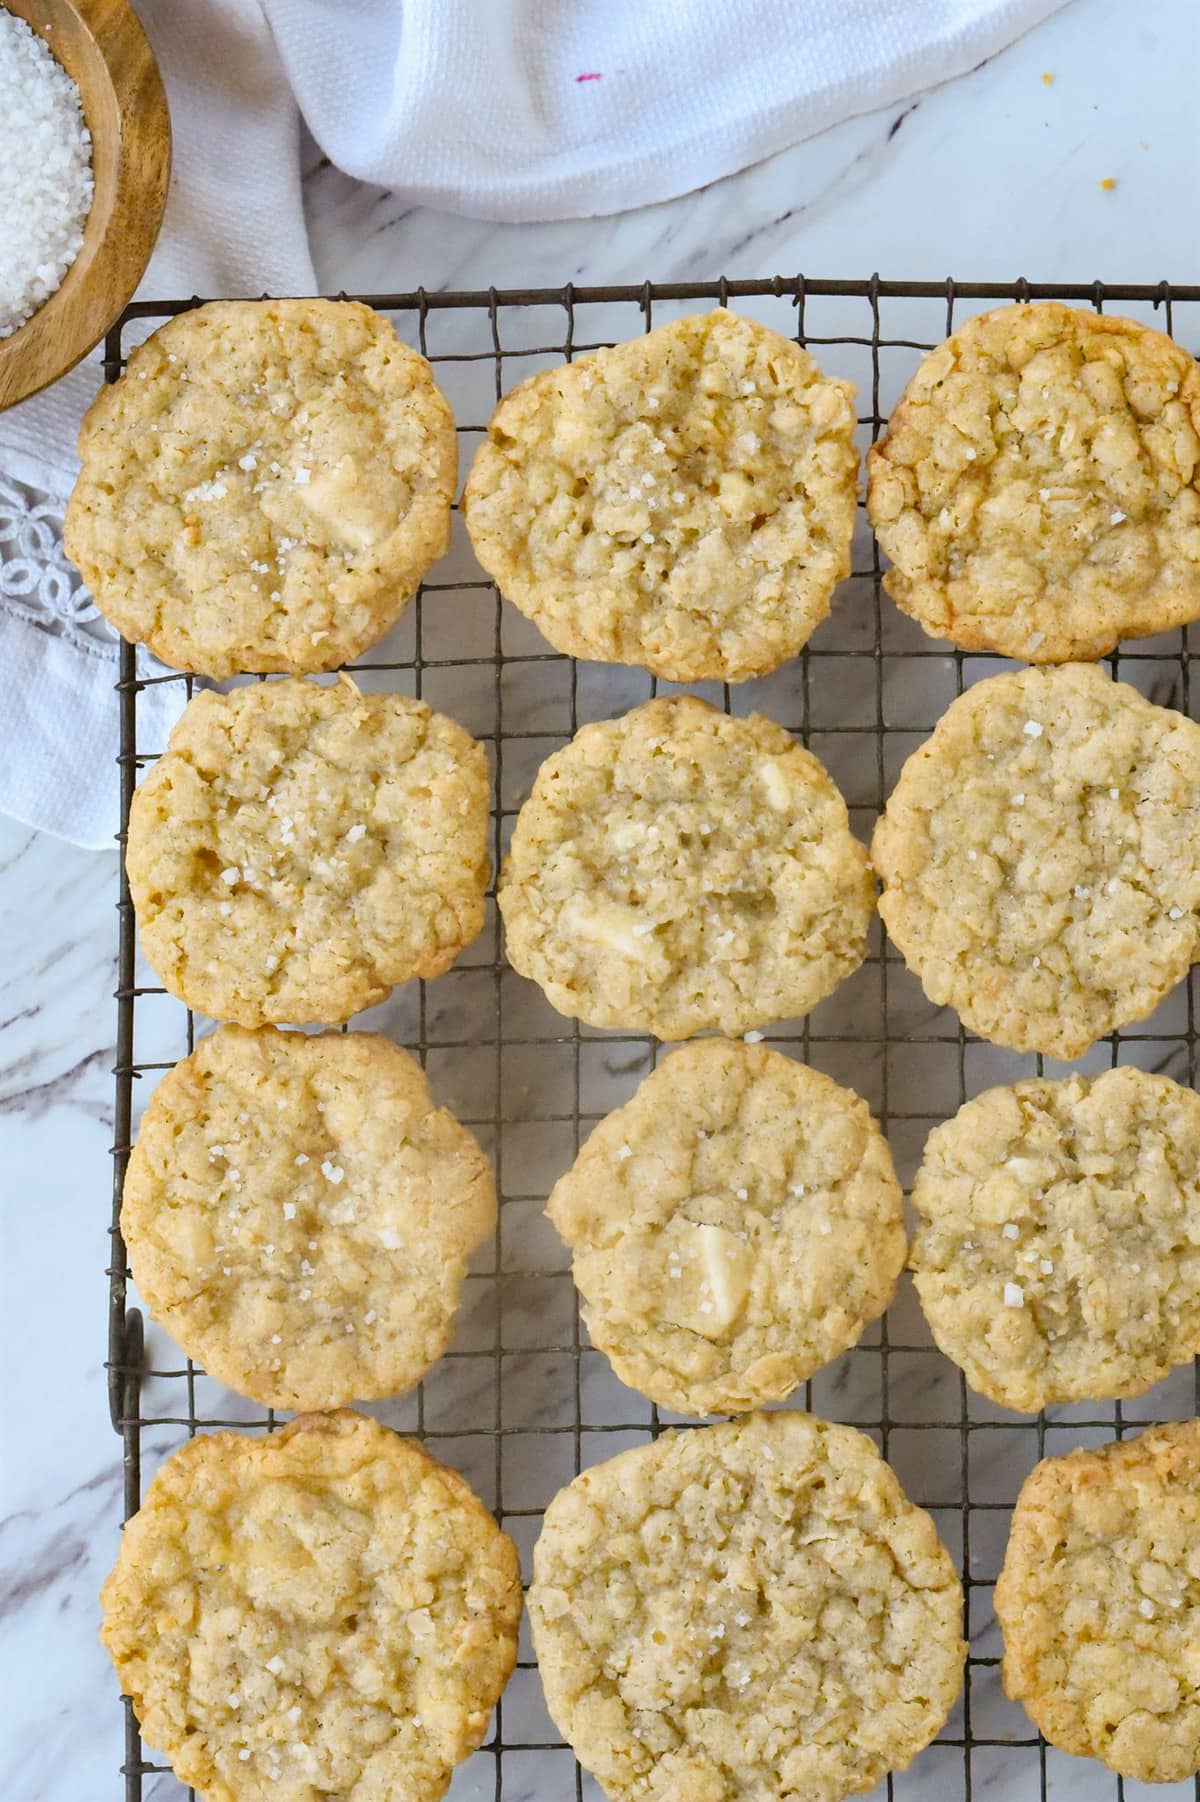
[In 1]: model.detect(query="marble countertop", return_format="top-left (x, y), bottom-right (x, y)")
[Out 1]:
top-left (3, 0), bottom-right (1198, 1797)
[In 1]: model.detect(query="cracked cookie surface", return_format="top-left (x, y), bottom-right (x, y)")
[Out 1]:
top-left (548, 1040), bottom-right (904, 1415)
top-left (463, 308), bottom-right (858, 681)
top-left (100, 1411), bottom-right (522, 1802)
top-left (498, 696), bottom-right (874, 1040)
top-left (867, 302), bottom-right (1200, 661)
top-left (871, 662), bottom-right (1200, 1057)
top-left (66, 299), bottom-right (457, 677)
top-left (123, 1026), bottom-right (495, 1410)
top-left (910, 1068), bottom-right (1200, 1412)
top-left (529, 1411), bottom-right (964, 1802)
top-left (126, 678), bottom-right (489, 1026)
top-left (996, 1420), bottom-right (1200, 1783)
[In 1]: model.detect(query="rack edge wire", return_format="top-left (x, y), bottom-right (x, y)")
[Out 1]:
top-left (106, 276), bottom-right (1200, 1802)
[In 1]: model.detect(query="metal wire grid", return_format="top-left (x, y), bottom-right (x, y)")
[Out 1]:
top-left (105, 277), bottom-right (1200, 1802)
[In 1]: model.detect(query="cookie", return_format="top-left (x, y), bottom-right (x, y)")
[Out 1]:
top-left (100, 1411), bottom-right (522, 1802)
top-left (867, 302), bottom-right (1200, 661)
top-left (547, 1039), bottom-right (904, 1415)
top-left (126, 677), bottom-right (490, 1026)
top-left (996, 1420), bottom-right (1200, 1782)
top-left (871, 662), bottom-right (1200, 1058)
top-left (462, 308), bottom-right (858, 682)
top-left (498, 696), bottom-right (874, 1039)
top-left (910, 1068), bottom-right (1200, 1412)
top-left (529, 1410), bottom-right (965, 1802)
top-left (122, 1026), bottom-right (495, 1410)
top-left (65, 299), bottom-right (457, 677)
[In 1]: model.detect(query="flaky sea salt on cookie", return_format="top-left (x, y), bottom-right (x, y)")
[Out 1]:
top-left (65, 298), bottom-right (457, 677)
top-left (996, 1421), bottom-right (1200, 1783)
top-left (910, 1068), bottom-right (1200, 1412)
top-left (122, 1026), bottom-right (495, 1410)
top-left (126, 677), bottom-right (489, 1026)
top-left (548, 1039), bottom-right (904, 1415)
top-left (529, 1411), bottom-right (964, 1802)
top-left (498, 696), bottom-right (874, 1040)
top-left (868, 302), bottom-right (1200, 662)
top-left (100, 1411), bottom-right (522, 1802)
top-left (871, 662), bottom-right (1200, 1058)
top-left (463, 308), bottom-right (858, 681)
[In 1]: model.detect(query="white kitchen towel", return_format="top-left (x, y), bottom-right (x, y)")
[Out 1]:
top-left (0, 0), bottom-right (1066, 847)
top-left (270, 0), bottom-right (1068, 222)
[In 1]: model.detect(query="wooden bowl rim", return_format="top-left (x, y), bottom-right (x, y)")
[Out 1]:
top-left (0, 0), bottom-right (171, 413)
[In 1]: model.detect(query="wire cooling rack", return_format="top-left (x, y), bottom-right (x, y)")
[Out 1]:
top-left (107, 277), bottom-right (1200, 1802)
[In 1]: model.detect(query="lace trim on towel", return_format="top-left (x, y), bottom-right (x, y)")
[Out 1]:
top-left (0, 474), bottom-right (119, 659)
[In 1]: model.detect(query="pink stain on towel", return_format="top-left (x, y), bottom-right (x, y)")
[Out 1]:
top-left (575, 71), bottom-right (602, 82)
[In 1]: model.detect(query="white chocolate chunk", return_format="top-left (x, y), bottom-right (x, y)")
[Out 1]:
top-left (563, 895), bottom-right (656, 959)
top-left (758, 759), bottom-right (793, 812)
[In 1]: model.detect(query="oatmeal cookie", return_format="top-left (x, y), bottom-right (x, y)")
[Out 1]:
top-left (122, 1026), bottom-right (495, 1410)
top-left (996, 1420), bottom-right (1200, 1782)
top-left (529, 1410), bottom-right (965, 1802)
top-left (498, 696), bottom-right (874, 1039)
top-left (126, 677), bottom-right (489, 1026)
top-left (547, 1039), bottom-right (904, 1415)
top-left (100, 1411), bottom-right (522, 1802)
top-left (867, 302), bottom-right (1200, 661)
top-left (871, 662), bottom-right (1200, 1057)
top-left (463, 308), bottom-right (858, 681)
top-left (65, 299), bottom-right (457, 677)
top-left (910, 1068), bottom-right (1200, 1412)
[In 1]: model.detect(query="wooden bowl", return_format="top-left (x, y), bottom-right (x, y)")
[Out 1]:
top-left (0, 0), bottom-right (170, 411)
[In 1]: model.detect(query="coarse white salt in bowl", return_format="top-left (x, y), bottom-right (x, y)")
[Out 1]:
top-left (0, 9), bottom-right (94, 339)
